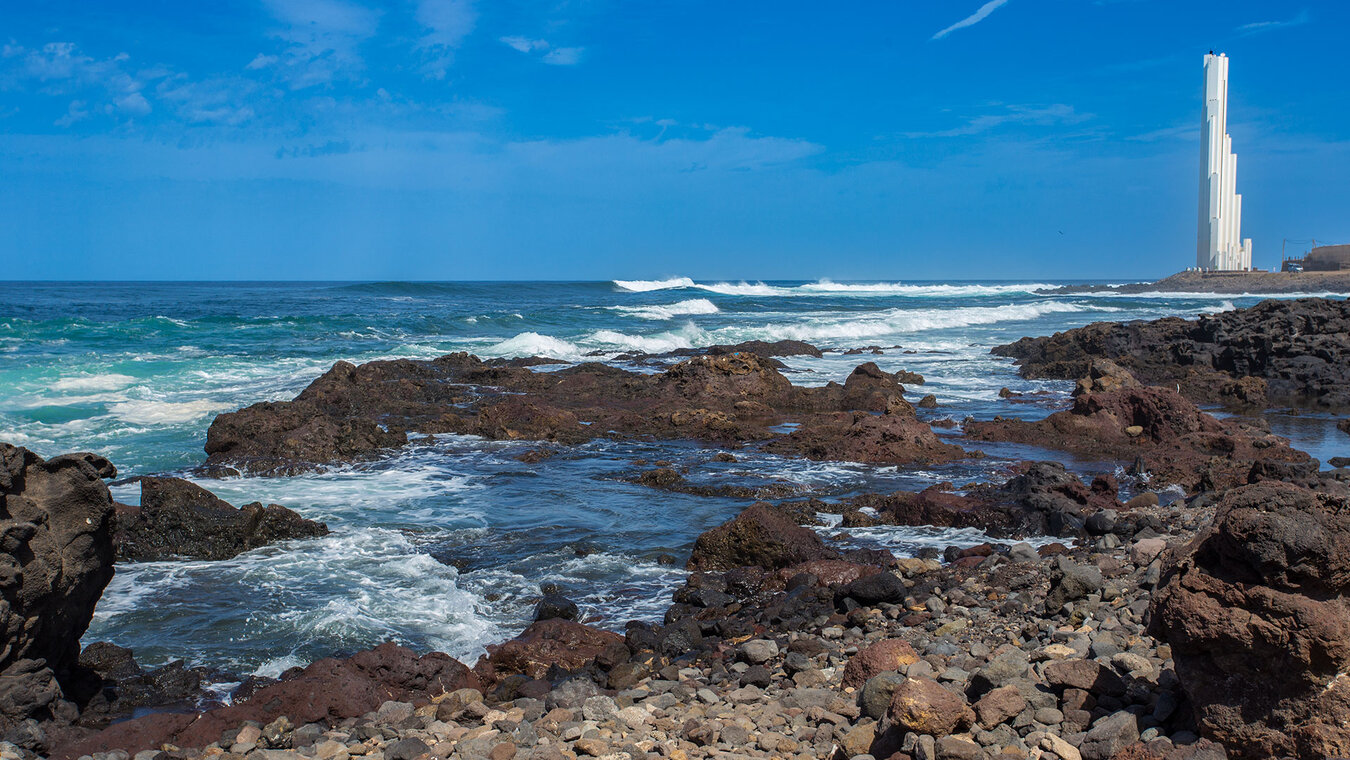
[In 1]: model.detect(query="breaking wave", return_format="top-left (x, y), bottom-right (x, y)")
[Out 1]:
top-left (608, 298), bottom-right (720, 320)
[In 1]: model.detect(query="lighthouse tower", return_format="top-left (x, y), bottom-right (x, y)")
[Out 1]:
top-left (1197, 53), bottom-right (1252, 271)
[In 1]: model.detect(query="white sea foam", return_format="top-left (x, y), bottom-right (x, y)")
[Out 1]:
top-left (609, 298), bottom-right (720, 320)
top-left (486, 332), bottom-right (584, 359)
top-left (108, 399), bottom-right (223, 425)
top-left (693, 281), bottom-right (781, 296)
top-left (51, 373), bottom-right (138, 392)
top-left (702, 301), bottom-right (1101, 344)
top-left (797, 280), bottom-right (1060, 296)
top-left (613, 277), bottom-right (697, 292)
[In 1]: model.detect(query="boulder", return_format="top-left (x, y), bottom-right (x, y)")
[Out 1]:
top-left (686, 502), bottom-right (834, 571)
top-left (114, 477), bottom-right (328, 561)
top-left (0, 444), bottom-right (116, 750)
top-left (887, 676), bottom-right (971, 736)
top-left (474, 619), bottom-right (627, 684)
top-left (1150, 482), bottom-right (1350, 759)
top-left (841, 639), bottom-right (919, 689)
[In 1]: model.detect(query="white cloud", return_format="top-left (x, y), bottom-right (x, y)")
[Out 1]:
top-left (933, 0), bottom-right (1010, 40)
top-left (500, 36), bottom-right (583, 66)
top-left (413, 0), bottom-right (477, 78)
top-left (500, 36), bottom-right (547, 53)
top-left (1236, 9), bottom-right (1310, 36)
top-left (258, 0), bottom-right (381, 88)
top-left (246, 54), bottom-right (278, 70)
top-left (906, 103), bottom-right (1089, 137)
top-left (5, 42), bottom-right (158, 124)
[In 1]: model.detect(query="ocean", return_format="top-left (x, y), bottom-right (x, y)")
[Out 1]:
top-left (1, 279), bottom-right (1342, 684)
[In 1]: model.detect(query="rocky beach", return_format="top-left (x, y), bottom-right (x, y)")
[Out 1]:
top-left (2, 289), bottom-right (1348, 760)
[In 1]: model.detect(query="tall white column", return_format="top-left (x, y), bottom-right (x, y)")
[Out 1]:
top-left (1197, 53), bottom-right (1250, 271)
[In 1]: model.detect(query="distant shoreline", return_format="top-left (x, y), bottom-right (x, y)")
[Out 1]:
top-left (1048, 269), bottom-right (1350, 295)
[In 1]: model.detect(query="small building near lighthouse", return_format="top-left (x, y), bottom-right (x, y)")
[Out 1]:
top-left (1197, 52), bottom-right (1253, 271)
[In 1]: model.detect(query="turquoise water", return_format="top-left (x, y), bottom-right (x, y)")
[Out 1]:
top-left (0, 279), bottom-right (1340, 679)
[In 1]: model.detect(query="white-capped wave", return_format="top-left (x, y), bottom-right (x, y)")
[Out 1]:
top-left (609, 298), bottom-right (720, 320)
top-left (51, 373), bottom-right (138, 392)
top-left (613, 277), bottom-right (696, 292)
top-left (585, 328), bottom-right (702, 354)
top-left (798, 280), bottom-right (1059, 297)
top-left (486, 332), bottom-right (584, 360)
top-left (703, 301), bottom-right (1102, 344)
top-left (693, 281), bottom-right (781, 296)
top-left (108, 399), bottom-right (223, 425)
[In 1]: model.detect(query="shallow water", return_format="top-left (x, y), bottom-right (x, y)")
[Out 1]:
top-left (0, 279), bottom-right (1343, 676)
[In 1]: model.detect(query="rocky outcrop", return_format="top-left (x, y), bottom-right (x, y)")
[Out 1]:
top-left (1340, 418), bottom-right (1350, 436)
top-left (56, 642), bottom-right (479, 758)
top-left (205, 352), bottom-right (965, 475)
top-left (849, 461), bottom-right (1128, 538)
top-left (1149, 482), bottom-right (1350, 759)
top-left (114, 477), bottom-right (328, 561)
top-left (686, 503), bottom-right (835, 572)
top-left (965, 384), bottom-right (1313, 491)
top-left (992, 297), bottom-right (1350, 408)
top-left (473, 619), bottom-right (627, 686)
top-left (0, 444), bottom-right (116, 751)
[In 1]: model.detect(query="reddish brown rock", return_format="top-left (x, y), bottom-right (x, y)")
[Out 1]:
top-left (842, 639), bottom-right (920, 689)
top-left (1150, 482), bottom-right (1350, 759)
top-left (686, 502), bottom-right (835, 572)
top-left (1044, 659), bottom-right (1126, 697)
top-left (974, 685), bottom-right (1027, 728)
top-left (474, 619), bottom-right (627, 684)
top-left (53, 642), bottom-right (478, 759)
top-left (205, 351), bottom-right (967, 475)
top-left (780, 560), bottom-right (880, 587)
top-left (887, 677), bottom-right (972, 736)
top-left (965, 385), bottom-right (1312, 491)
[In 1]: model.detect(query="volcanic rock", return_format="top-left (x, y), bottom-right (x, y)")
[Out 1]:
top-left (992, 297), bottom-right (1350, 408)
top-left (0, 443), bottom-right (116, 750)
top-left (58, 642), bottom-right (479, 758)
top-left (205, 351), bottom-right (965, 475)
top-left (114, 476), bottom-right (328, 561)
top-left (1149, 481), bottom-right (1350, 759)
top-left (965, 384), bottom-right (1312, 491)
top-left (686, 502), bottom-right (835, 571)
top-left (474, 619), bottom-right (627, 685)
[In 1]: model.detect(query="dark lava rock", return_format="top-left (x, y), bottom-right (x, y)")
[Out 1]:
top-left (534, 594), bottom-right (580, 622)
top-left (1046, 556), bottom-right (1104, 611)
top-left (114, 476), bottom-right (329, 561)
top-left (1150, 481), bottom-right (1350, 759)
top-left (473, 619), bottom-right (627, 685)
top-left (205, 351), bottom-right (965, 475)
top-left (966, 383), bottom-right (1312, 491)
top-left (686, 502), bottom-right (835, 572)
top-left (836, 571), bottom-right (905, 607)
top-left (1340, 418), bottom-right (1350, 436)
top-left (0, 443), bottom-right (116, 751)
top-left (992, 297), bottom-right (1350, 409)
top-left (55, 642), bottom-right (478, 759)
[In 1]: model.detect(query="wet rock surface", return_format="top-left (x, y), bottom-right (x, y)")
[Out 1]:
top-left (992, 297), bottom-right (1350, 408)
top-left (965, 381), bottom-right (1312, 491)
top-left (0, 444), bottom-right (116, 753)
top-left (205, 352), bottom-right (964, 475)
top-left (114, 477), bottom-right (329, 561)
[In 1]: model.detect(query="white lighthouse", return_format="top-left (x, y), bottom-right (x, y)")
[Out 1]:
top-left (1197, 52), bottom-right (1252, 271)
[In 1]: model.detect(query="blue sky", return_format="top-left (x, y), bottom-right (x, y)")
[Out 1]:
top-left (2, 0), bottom-right (1346, 280)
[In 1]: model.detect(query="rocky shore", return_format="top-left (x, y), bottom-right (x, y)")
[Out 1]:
top-left (1046, 270), bottom-right (1350, 296)
top-left (4, 299), bottom-right (1349, 760)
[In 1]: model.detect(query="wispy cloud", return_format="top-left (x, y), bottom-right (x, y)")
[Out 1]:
top-left (500, 36), bottom-right (584, 66)
top-left (254, 0), bottom-right (381, 88)
top-left (905, 103), bottom-right (1089, 137)
top-left (933, 0), bottom-right (1010, 40)
top-left (414, 0), bottom-right (477, 78)
top-left (1236, 9), bottom-right (1310, 36)
top-left (1, 42), bottom-right (160, 125)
